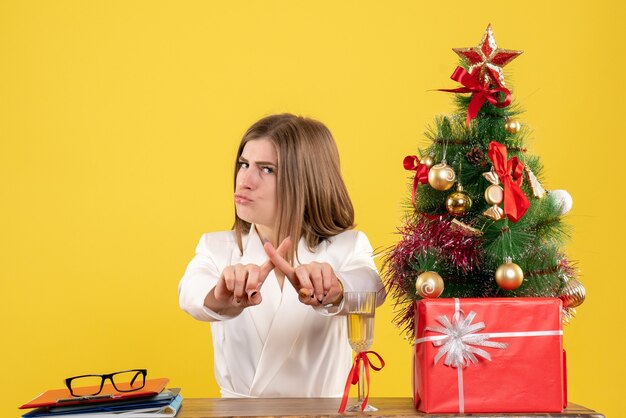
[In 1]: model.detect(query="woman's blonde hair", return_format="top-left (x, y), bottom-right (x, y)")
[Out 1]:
top-left (233, 113), bottom-right (355, 262)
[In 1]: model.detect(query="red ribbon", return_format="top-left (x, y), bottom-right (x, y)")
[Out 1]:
top-left (439, 66), bottom-right (512, 126)
top-left (487, 141), bottom-right (530, 222)
top-left (338, 351), bottom-right (385, 413)
top-left (403, 155), bottom-right (429, 207)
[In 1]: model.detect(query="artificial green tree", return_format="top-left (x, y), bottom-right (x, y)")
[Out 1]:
top-left (384, 25), bottom-right (585, 337)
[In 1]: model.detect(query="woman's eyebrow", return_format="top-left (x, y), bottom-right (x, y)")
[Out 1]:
top-left (239, 156), bottom-right (277, 167)
top-left (255, 161), bottom-right (277, 167)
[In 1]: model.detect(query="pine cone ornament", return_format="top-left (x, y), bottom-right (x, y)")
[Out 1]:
top-left (466, 146), bottom-right (486, 166)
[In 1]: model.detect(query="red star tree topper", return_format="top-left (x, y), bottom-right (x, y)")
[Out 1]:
top-left (453, 24), bottom-right (522, 87)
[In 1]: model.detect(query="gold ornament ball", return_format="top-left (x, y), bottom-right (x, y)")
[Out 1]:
top-left (495, 261), bottom-right (524, 290)
top-left (505, 119), bottom-right (521, 134)
top-left (484, 184), bottom-right (504, 205)
top-left (446, 190), bottom-right (472, 216)
top-left (560, 278), bottom-right (586, 308)
top-left (415, 271), bottom-right (444, 298)
top-left (420, 155), bottom-right (435, 168)
top-left (428, 163), bottom-right (456, 191)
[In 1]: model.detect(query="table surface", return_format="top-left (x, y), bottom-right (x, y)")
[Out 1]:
top-left (176, 398), bottom-right (604, 418)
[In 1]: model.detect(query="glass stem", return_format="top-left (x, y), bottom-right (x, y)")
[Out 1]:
top-left (357, 358), bottom-right (366, 404)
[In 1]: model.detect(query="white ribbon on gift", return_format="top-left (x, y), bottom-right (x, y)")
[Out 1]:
top-left (414, 298), bottom-right (563, 413)
top-left (422, 309), bottom-right (508, 367)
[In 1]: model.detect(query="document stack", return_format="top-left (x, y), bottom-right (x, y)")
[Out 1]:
top-left (19, 378), bottom-right (182, 417)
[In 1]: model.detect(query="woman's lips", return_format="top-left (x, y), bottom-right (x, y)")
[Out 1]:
top-left (234, 193), bottom-right (253, 204)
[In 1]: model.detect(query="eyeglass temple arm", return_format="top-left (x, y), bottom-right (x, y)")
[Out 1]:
top-left (130, 370), bottom-right (143, 386)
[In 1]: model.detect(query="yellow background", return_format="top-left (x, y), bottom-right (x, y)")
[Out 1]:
top-left (2, 1), bottom-right (624, 417)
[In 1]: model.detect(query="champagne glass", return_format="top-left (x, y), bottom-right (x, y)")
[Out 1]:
top-left (345, 291), bottom-right (377, 412)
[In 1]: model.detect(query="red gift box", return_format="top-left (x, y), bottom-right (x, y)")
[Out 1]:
top-left (412, 298), bottom-right (567, 414)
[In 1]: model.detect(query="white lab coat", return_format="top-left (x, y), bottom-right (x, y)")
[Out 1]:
top-left (178, 226), bottom-right (385, 398)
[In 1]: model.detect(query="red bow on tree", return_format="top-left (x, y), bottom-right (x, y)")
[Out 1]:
top-left (439, 66), bottom-right (512, 126)
top-left (403, 155), bottom-right (429, 207)
top-left (338, 351), bottom-right (385, 413)
top-left (488, 141), bottom-right (530, 222)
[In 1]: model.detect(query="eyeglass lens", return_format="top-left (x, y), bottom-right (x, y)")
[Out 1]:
top-left (110, 370), bottom-right (146, 392)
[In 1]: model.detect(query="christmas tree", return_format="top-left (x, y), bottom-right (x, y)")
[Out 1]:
top-left (383, 25), bottom-right (586, 339)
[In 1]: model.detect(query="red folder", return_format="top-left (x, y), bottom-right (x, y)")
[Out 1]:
top-left (19, 378), bottom-right (169, 409)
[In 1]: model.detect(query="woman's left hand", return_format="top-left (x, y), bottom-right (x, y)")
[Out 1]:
top-left (263, 239), bottom-right (343, 306)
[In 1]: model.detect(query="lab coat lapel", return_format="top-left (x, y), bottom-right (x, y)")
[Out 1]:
top-left (240, 226), bottom-right (281, 344)
top-left (248, 238), bottom-right (327, 396)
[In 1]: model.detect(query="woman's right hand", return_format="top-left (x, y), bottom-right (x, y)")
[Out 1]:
top-left (213, 263), bottom-right (272, 307)
top-left (204, 238), bottom-right (290, 315)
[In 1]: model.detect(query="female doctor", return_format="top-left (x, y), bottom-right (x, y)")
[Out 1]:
top-left (178, 113), bottom-right (385, 398)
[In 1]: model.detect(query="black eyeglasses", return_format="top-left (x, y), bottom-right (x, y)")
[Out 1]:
top-left (65, 369), bottom-right (147, 397)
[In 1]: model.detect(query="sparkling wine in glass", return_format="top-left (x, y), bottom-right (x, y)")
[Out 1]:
top-left (345, 291), bottom-right (377, 412)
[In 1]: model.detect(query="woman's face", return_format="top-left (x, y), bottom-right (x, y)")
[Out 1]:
top-left (234, 138), bottom-right (278, 239)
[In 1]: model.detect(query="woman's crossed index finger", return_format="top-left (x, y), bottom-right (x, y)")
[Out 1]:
top-left (263, 238), bottom-right (313, 299)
